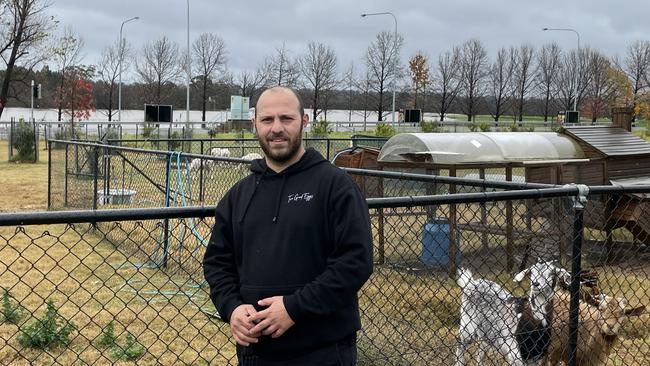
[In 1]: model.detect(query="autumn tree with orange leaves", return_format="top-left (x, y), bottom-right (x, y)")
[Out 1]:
top-left (408, 53), bottom-right (430, 109)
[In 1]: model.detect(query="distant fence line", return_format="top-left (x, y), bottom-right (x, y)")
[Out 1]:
top-left (0, 119), bottom-right (619, 143)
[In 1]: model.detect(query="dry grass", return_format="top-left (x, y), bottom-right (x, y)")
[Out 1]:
top-left (0, 224), bottom-right (235, 365)
top-left (0, 140), bottom-right (49, 212)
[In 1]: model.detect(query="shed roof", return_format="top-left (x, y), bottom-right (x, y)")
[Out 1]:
top-left (377, 132), bottom-right (585, 164)
top-left (563, 126), bottom-right (650, 157)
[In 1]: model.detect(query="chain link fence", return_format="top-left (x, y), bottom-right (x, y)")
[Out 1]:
top-left (107, 137), bottom-right (388, 161)
top-left (2, 186), bottom-right (650, 364)
top-left (48, 140), bottom-right (547, 213)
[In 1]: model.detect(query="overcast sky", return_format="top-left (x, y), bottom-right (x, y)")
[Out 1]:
top-left (47, 0), bottom-right (650, 82)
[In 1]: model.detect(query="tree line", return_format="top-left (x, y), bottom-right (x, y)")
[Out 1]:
top-left (2, 0), bottom-right (650, 123)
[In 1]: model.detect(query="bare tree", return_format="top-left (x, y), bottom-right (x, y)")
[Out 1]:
top-left (459, 39), bottom-right (488, 121)
top-left (622, 40), bottom-right (650, 120)
top-left (582, 49), bottom-right (617, 122)
top-left (52, 26), bottom-right (85, 122)
top-left (192, 32), bottom-right (227, 122)
top-left (354, 69), bottom-right (373, 129)
top-left (96, 39), bottom-right (129, 121)
top-left (556, 48), bottom-right (592, 112)
top-left (136, 36), bottom-right (181, 105)
top-left (432, 47), bottom-right (461, 122)
top-left (536, 43), bottom-right (562, 121)
top-left (342, 62), bottom-right (355, 122)
top-left (0, 0), bottom-right (56, 119)
top-left (512, 44), bottom-right (536, 121)
top-left (299, 42), bottom-right (338, 122)
top-left (270, 42), bottom-right (299, 87)
top-left (365, 30), bottom-right (404, 121)
top-left (488, 47), bottom-right (515, 121)
top-left (235, 59), bottom-right (272, 102)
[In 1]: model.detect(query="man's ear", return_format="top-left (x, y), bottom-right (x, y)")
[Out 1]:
top-left (302, 113), bottom-right (309, 128)
top-left (251, 118), bottom-right (257, 135)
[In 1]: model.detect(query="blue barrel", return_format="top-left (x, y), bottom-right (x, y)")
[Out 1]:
top-left (421, 219), bottom-right (461, 267)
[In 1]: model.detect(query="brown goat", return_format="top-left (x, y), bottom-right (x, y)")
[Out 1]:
top-left (543, 291), bottom-right (645, 365)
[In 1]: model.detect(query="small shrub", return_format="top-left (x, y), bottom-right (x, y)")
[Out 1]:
top-left (468, 122), bottom-right (479, 132)
top-left (169, 131), bottom-right (182, 151)
top-left (10, 119), bottom-right (36, 162)
top-left (478, 122), bottom-right (491, 132)
top-left (110, 332), bottom-right (145, 361)
top-left (17, 299), bottom-right (76, 350)
top-left (54, 124), bottom-right (82, 140)
top-left (311, 119), bottom-right (332, 137)
top-left (508, 123), bottom-right (519, 132)
top-left (375, 122), bottom-right (395, 137)
top-left (95, 321), bottom-right (117, 349)
top-left (420, 121), bottom-right (439, 133)
top-left (101, 127), bottom-right (119, 145)
top-left (1, 289), bottom-right (24, 325)
top-left (141, 124), bottom-right (156, 139)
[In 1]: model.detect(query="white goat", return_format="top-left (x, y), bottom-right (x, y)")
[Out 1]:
top-left (207, 147), bottom-right (232, 168)
top-left (241, 152), bottom-right (263, 161)
top-left (543, 291), bottom-right (645, 365)
top-left (189, 158), bottom-right (210, 172)
top-left (235, 153), bottom-right (263, 175)
top-left (208, 147), bottom-right (231, 158)
top-left (455, 260), bottom-right (570, 366)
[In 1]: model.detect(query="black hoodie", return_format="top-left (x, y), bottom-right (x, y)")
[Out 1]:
top-left (203, 148), bottom-right (373, 357)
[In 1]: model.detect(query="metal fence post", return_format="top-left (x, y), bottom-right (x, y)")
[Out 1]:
top-left (448, 167), bottom-right (458, 278)
top-left (64, 144), bottom-right (69, 207)
top-left (93, 147), bottom-right (99, 211)
top-left (567, 184), bottom-right (589, 366)
top-left (33, 121), bottom-right (39, 162)
top-left (505, 166), bottom-right (514, 272)
top-left (200, 140), bottom-right (204, 203)
top-left (162, 154), bottom-right (171, 268)
top-left (47, 141), bottom-right (52, 209)
top-left (8, 118), bottom-right (13, 160)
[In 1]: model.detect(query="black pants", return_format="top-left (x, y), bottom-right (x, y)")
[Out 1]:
top-left (237, 334), bottom-right (357, 366)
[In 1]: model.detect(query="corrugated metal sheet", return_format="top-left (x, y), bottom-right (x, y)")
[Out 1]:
top-left (564, 126), bottom-right (650, 157)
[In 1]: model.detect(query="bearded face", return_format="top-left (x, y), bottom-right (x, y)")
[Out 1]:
top-left (257, 122), bottom-right (304, 164)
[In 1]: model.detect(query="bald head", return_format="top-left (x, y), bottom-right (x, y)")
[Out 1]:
top-left (255, 87), bottom-right (305, 118)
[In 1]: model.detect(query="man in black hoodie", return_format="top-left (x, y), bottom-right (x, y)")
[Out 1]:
top-left (203, 86), bottom-right (373, 365)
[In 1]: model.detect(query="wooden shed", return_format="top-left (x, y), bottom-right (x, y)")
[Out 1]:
top-left (526, 126), bottom-right (650, 185)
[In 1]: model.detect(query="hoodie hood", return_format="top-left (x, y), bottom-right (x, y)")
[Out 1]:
top-left (239, 148), bottom-right (328, 223)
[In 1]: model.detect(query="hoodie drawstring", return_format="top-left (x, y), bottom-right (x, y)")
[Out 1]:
top-left (272, 174), bottom-right (287, 223)
top-left (238, 170), bottom-right (266, 223)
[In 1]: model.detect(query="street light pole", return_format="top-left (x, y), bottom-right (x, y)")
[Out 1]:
top-left (186, 0), bottom-right (191, 134)
top-left (361, 12), bottom-right (398, 130)
top-left (542, 27), bottom-right (581, 111)
top-left (118, 16), bottom-right (139, 122)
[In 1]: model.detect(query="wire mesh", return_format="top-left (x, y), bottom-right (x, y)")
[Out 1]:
top-left (2, 188), bottom-right (650, 364)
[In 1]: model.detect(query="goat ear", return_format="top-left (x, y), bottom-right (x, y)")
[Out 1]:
top-left (514, 269), bottom-right (529, 282)
top-left (624, 305), bottom-right (646, 317)
top-left (557, 269), bottom-right (571, 286)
